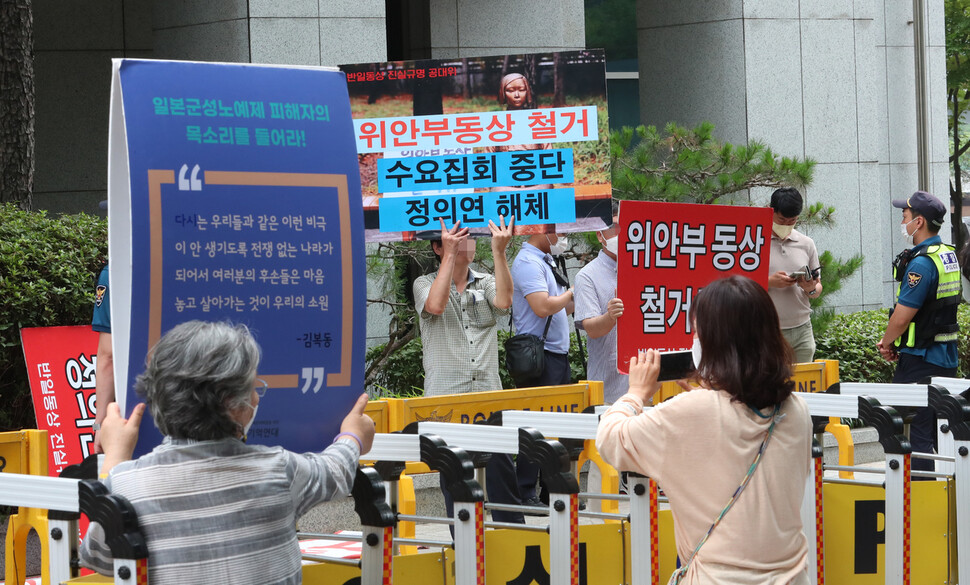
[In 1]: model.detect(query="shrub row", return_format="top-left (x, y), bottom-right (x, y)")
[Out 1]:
top-left (0, 204), bottom-right (107, 431)
top-left (369, 305), bottom-right (970, 397)
top-left (814, 304), bottom-right (970, 382)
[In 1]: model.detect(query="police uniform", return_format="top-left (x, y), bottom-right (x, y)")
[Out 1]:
top-left (891, 235), bottom-right (961, 472)
top-left (92, 264), bottom-right (111, 333)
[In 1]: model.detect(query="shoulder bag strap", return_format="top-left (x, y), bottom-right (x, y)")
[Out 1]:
top-left (540, 315), bottom-right (553, 341)
top-left (670, 403), bottom-right (782, 584)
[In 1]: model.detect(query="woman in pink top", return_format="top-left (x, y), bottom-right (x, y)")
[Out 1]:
top-left (597, 275), bottom-right (812, 584)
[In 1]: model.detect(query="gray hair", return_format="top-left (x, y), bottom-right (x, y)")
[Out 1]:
top-left (136, 320), bottom-right (260, 440)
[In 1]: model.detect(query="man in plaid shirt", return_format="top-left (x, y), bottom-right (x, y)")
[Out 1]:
top-left (412, 215), bottom-right (523, 523)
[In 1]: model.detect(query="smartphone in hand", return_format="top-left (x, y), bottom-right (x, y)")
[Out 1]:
top-left (657, 350), bottom-right (696, 382)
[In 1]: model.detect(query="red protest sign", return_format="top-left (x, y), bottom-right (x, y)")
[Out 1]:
top-left (616, 201), bottom-right (772, 373)
top-left (21, 326), bottom-right (99, 476)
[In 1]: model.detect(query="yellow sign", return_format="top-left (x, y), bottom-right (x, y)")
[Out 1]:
top-left (655, 359), bottom-right (837, 402)
top-left (823, 481), bottom-right (948, 583)
top-left (396, 384), bottom-right (594, 427)
top-left (485, 524), bottom-right (626, 585)
top-left (363, 399), bottom-right (393, 434)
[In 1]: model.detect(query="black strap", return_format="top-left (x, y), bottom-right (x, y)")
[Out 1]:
top-left (540, 314), bottom-right (553, 341)
top-left (507, 306), bottom-right (553, 341)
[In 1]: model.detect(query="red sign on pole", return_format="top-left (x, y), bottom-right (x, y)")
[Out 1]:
top-left (616, 201), bottom-right (772, 373)
top-left (20, 326), bottom-right (100, 476)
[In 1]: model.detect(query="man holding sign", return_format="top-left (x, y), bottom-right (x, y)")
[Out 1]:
top-left (412, 216), bottom-right (524, 524)
top-left (574, 206), bottom-right (627, 402)
top-left (413, 216), bottom-right (514, 396)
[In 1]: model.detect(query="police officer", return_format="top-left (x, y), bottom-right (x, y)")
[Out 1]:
top-left (877, 190), bottom-right (961, 475)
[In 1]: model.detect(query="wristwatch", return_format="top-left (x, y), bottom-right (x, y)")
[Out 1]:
top-left (93, 422), bottom-right (101, 431)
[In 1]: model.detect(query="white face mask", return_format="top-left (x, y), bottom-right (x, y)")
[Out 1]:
top-left (604, 235), bottom-right (618, 255)
top-left (900, 218), bottom-right (917, 246)
top-left (691, 336), bottom-right (702, 370)
top-left (241, 401), bottom-right (258, 439)
top-left (548, 235), bottom-right (568, 256)
top-left (772, 223), bottom-right (794, 239)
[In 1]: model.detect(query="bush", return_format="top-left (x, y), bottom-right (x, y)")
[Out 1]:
top-left (0, 204), bottom-right (107, 431)
top-left (815, 304), bottom-right (970, 382)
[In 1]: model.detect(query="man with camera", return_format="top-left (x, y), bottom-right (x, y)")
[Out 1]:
top-left (767, 187), bottom-right (822, 363)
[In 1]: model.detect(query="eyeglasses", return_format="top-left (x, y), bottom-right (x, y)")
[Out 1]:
top-left (254, 378), bottom-right (268, 398)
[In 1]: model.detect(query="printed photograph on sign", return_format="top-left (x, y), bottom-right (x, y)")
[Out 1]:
top-left (339, 50), bottom-right (612, 242)
top-left (615, 201), bottom-right (772, 373)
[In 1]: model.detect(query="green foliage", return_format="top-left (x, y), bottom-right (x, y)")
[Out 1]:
top-left (809, 250), bottom-right (866, 336)
top-left (815, 305), bottom-right (970, 383)
top-left (946, 0), bottom-right (970, 248)
top-left (610, 122), bottom-right (815, 204)
top-left (366, 336), bottom-right (427, 398)
top-left (0, 204), bottom-right (107, 431)
top-left (584, 0), bottom-right (638, 61)
top-left (608, 121), bottom-right (859, 328)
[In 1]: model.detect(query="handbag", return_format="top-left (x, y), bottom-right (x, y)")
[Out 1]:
top-left (504, 314), bottom-right (553, 382)
top-left (669, 403), bottom-right (782, 585)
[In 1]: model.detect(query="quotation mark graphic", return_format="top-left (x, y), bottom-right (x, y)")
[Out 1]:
top-left (178, 164), bottom-right (202, 191)
top-left (301, 367), bottom-right (326, 394)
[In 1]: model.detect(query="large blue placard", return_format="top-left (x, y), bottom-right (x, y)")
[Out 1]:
top-left (108, 59), bottom-right (365, 455)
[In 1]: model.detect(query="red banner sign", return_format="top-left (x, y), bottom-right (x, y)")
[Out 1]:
top-left (616, 201), bottom-right (771, 373)
top-left (21, 326), bottom-right (99, 475)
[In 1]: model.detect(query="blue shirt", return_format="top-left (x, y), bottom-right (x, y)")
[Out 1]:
top-left (510, 243), bottom-right (570, 354)
top-left (896, 236), bottom-right (958, 369)
top-left (92, 265), bottom-right (111, 333)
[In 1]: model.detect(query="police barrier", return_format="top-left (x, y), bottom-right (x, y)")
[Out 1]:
top-left (15, 372), bottom-right (967, 584)
top-left (827, 382), bottom-right (970, 585)
top-left (0, 445), bottom-right (148, 585)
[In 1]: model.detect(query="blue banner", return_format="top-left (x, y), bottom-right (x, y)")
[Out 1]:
top-left (110, 60), bottom-right (365, 455)
top-left (377, 189), bottom-right (576, 231)
top-left (377, 148), bottom-right (574, 193)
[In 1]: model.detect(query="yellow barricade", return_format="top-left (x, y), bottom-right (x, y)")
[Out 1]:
top-left (3, 429), bottom-right (53, 585)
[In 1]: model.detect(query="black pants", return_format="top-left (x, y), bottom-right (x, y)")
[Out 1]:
top-left (512, 351), bottom-right (571, 501)
top-left (892, 352), bottom-right (957, 475)
top-left (440, 452), bottom-right (524, 527)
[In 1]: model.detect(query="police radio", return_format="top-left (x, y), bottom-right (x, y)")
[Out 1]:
top-left (892, 248), bottom-right (919, 282)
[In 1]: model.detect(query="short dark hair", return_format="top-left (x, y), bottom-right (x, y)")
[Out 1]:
top-left (770, 188), bottom-right (804, 218)
top-left (690, 276), bottom-right (795, 409)
top-left (911, 210), bottom-right (943, 234)
top-left (430, 239), bottom-right (443, 263)
top-left (137, 321), bottom-right (259, 440)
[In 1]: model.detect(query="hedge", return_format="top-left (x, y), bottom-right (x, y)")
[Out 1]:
top-left (370, 305), bottom-right (970, 396)
top-left (815, 304), bottom-right (970, 382)
top-left (0, 204), bottom-right (107, 431)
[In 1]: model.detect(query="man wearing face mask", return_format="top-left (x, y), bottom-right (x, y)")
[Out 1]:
top-left (878, 190), bottom-right (961, 476)
top-left (510, 230), bottom-right (574, 506)
top-left (767, 188), bottom-right (822, 363)
top-left (574, 208), bottom-right (627, 402)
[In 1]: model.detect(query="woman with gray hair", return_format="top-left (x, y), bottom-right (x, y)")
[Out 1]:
top-left (80, 320), bottom-right (375, 585)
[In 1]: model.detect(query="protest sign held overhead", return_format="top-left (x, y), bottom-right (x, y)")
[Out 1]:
top-left (339, 50), bottom-right (612, 241)
top-left (616, 201), bottom-right (772, 373)
top-left (107, 59), bottom-right (365, 455)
